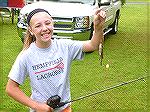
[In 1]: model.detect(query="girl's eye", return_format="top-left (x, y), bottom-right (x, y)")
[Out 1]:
top-left (35, 24), bottom-right (41, 28)
top-left (46, 22), bottom-right (51, 25)
top-left (45, 20), bottom-right (52, 25)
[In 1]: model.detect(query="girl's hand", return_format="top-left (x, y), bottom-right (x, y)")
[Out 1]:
top-left (35, 102), bottom-right (54, 112)
top-left (93, 9), bottom-right (106, 33)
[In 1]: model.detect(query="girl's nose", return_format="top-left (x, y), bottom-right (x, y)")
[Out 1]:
top-left (42, 25), bottom-right (48, 31)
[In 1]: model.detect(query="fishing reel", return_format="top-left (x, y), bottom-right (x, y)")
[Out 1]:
top-left (47, 95), bottom-right (65, 109)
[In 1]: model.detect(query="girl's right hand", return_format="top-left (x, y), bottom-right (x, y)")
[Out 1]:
top-left (35, 102), bottom-right (54, 112)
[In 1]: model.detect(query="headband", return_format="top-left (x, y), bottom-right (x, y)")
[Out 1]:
top-left (27, 8), bottom-right (51, 25)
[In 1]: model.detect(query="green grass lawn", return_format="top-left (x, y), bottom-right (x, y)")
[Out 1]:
top-left (0, 3), bottom-right (149, 112)
top-left (127, 0), bottom-right (149, 2)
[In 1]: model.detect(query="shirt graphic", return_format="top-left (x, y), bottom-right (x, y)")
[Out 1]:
top-left (32, 57), bottom-right (64, 80)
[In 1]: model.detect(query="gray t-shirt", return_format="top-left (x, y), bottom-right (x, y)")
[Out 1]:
top-left (8, 39), bottom-right (84, 111)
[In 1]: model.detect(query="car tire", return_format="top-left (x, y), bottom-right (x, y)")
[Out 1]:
top-left (89, 23), bottom-right (94, 40)
top-left (110, 15), bottom-right (119, 34)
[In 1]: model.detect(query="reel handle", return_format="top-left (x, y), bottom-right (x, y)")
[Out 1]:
top-left (47, 95), bottom-right (66, 109)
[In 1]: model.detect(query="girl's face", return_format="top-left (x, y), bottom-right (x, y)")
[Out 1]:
top-left (29, 12), bottom-right (54, 48)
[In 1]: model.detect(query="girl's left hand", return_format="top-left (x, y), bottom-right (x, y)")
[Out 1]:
top-left (93, 9), bottom-right (106, 33)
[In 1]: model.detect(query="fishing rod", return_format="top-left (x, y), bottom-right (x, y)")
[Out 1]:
top-left (47, 75), bottom-right (149, 109)
top-left (47, 3), bottom-right (146, 108)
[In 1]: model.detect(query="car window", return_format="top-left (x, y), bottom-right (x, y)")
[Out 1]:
top-left (101, 0), bottom-right (111, 3)
top-left (112, 0), bottom-right (119, 3)
top-left (39, 0), bottom-right (94, 4)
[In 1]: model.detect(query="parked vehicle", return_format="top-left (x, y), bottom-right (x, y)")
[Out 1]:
top-left (17, 0), bottom-right (121, 42)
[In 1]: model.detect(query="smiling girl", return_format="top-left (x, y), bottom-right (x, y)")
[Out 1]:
top-left (6, 8), bottom-right (106, 112)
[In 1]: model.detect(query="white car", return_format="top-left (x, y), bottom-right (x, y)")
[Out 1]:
top-left (17, 0), bottom-right (121, 42)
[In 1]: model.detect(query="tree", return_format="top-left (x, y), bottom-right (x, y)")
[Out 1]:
top-left (121, 0), bottom-right (126, 6)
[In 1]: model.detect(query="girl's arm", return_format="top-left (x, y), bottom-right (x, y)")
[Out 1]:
top-left (6, 79), bottom-right (53, 112)
top-left (82, 9), bottom-right (106, 52)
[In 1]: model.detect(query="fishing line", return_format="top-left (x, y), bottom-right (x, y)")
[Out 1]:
top-left (47, 75), bottom-right (149, 109)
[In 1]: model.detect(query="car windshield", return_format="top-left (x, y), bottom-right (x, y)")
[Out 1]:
top-left (101, 0), bottom-right (111, 3)
top-left (39, 0), bottom-right (95, 4)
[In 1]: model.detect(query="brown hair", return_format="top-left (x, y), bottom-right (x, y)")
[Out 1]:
top-left (23, 28), bottom-right (36, 50)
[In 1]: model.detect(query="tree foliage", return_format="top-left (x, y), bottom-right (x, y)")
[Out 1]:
top-left (121, 0), bottom-right (126, 5)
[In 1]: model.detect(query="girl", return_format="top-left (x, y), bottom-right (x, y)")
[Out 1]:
top-left (6, 8), bottom-right (106, 112)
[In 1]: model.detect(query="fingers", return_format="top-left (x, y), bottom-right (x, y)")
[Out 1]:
top-left (93, 9), bottom-right (106, 32)
top-left (99, 10), bottom-right (106, 19)
top-left (35, 103), bottom-right (54, 112)
top-left (94, 9), bottom-right (106, 26)
top-left (94, 8), bottom-right (101, 15)
top-left (94, 8), bottom-right (106, 19)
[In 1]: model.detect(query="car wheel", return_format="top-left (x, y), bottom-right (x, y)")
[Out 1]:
top-left (110, 15), bottom-right (119, 34)
top-left (89, 23), bottom-right (94, 40)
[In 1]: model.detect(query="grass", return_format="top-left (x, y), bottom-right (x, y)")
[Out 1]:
top-left (70, 4), bottom-right (149, 111)
top-left (127, 0), bottom-right (149, 2)
top-left (0, 3), bottom-right (149, 112)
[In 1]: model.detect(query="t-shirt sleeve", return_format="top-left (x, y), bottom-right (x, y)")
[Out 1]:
top-left (64, 39), bottom-right (84, 60)
top-left (8, 52), bottom-right (28, 85)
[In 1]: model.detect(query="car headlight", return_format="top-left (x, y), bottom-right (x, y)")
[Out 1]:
top-left (74, 16), bottom-right (89, 29)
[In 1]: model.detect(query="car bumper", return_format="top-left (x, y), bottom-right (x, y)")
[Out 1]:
top-left (17, 27), bottom-right (91, 42)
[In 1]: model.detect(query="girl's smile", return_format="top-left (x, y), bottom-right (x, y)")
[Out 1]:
top-left (29, 12), bottom-right (54, 48)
